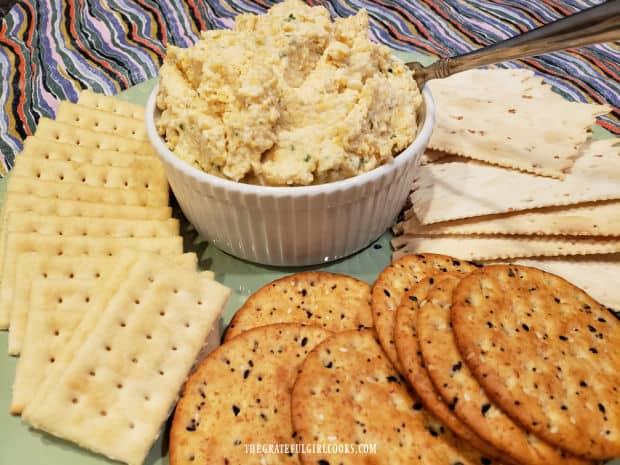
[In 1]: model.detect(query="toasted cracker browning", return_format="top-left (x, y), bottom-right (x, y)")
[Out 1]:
top-left (371, 253), bottom-right (479, 371)
top-left (170, 323), bottom-right (331, 465)
top-left (394, 274), bottom-right (506, 460)
top-left (225, 271), bottom-right (372, 341)
top-left (418, 274), bottom-right (589, 465)
top-left (452, 264), bottom-right (620, 460)
top-left (291, 329), bottom-right (501, 465)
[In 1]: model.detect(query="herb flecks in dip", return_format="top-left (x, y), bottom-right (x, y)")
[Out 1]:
top-left (156, 0), bottom-right (421, 186)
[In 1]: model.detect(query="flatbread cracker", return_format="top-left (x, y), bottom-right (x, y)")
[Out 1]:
top-left (23, 251), bottom-right (230, 465)
top-left (7, 177), bottom-right (168, 207)
top-left (78, 89), bottom-right (145, 120)
top-left (371, 253), bottom-right (479, 371)
top-left (170, 324), bottom-right (331, 465)
top-left (224, 271), bottom-right (372, 341)
top-left (428, 69), bottom-right (611, 178)
top-left (0, 233), bottom-right (183, 329)
top-left (514, 255), bottom-right (620, 311)
top-left (391, 234), bottom-right (620, 261)
top-left (21, 136), bottom-right (153, 167)
top-left (55, 101), bottom-right (148, 141)
top-left (412, 139), bottom-right (620, 224)
top-left (35, 118), bottom-right (154, 156)
top-left (291, 329), bottom-right (500, 465)
top-left (393, 275), bottom-right (505, 460)
top-left (452, 265), bottom-right (620, 459)
top-left (8, 253), bottom-right (197, 355)
top-left (397, 200), bottom-right (620, 237)
top-left (418, 274), bottom-right (588, 465)
top-left (428, 69), bottom-right (551, 100)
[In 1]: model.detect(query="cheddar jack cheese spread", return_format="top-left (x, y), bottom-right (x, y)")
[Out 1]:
top-left (156, 0), bottom-right (421, 186)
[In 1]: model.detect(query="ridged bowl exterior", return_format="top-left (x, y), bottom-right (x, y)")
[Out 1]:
top-left (146, 85), bottom-right (435, 266)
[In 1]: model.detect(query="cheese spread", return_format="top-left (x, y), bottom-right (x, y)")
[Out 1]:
top-left (156, 0), bottom-right (422, 186)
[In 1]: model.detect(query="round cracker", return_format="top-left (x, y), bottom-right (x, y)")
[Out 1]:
top-left (170, 323), bottom-right (332, 465)
top-left (419, 274), bottom-right (589, 465)
top-left (225, 271), bottom-right (372, 341)
top-left (291, 329), bottom-right (500, 465)
top-left (394, 274), bottom-right (508, 462)
top-left (371, 253), bottom-right (479, 371)
top-left (452, 264), bottom-right (620, 460)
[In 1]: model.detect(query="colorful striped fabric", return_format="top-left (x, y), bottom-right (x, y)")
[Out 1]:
top-left (0, 0), bottom-right (617, 172)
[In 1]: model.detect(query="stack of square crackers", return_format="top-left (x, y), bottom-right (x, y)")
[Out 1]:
top-left (1, 91), bottom-right (231, 465)
top-left (392, 69), bottom-right (619, 310)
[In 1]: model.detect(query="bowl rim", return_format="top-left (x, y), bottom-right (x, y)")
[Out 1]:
top-left (145, 82), bottom-right (435, 197)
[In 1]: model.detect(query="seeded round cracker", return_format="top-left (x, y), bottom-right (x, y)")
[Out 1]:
top-left (418, 274), bottom-right (589, 465)
top-left (224, 272), bottom-right (372, 341)
top-left (452, 265), bottom-right (620, 460)
top-left (170, 323), bottom-right (332, 465)
top-left (291, 329), bottom-right (500, 465)
top-left (371, 253), bottom-right (479, 371)
top-left (393, 274), bottom-right (507, 461)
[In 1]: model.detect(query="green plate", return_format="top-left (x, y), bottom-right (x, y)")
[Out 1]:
top-left (0, 50), bottom-right (617, 465)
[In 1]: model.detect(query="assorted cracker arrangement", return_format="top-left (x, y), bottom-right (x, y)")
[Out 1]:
top-left (392, 69), bottom-right (619, 311)
top-left (1, 92), bottom-right (231, 465)
top-left (2, 71), bottom-right (618, 465)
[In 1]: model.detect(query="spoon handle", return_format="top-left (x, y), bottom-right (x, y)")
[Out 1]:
top-left (409, 0), bottom-right (620, 87)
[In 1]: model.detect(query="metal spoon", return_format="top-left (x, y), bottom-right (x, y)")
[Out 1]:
top-left (408, 0), bottom-right (620, 88)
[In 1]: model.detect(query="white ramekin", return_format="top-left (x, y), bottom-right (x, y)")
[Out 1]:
top-left (146, 84), bottom-right (434, 266)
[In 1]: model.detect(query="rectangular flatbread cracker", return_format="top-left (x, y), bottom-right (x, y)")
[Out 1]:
top-left (397, 201), bottom-right (620, 237)
top-left (78, 90), bottom-right (145, 120)
top-left (20, 136), bottom-right (153, 167)
top-left (35, 118), bottom-right (154, 156)
top-left (391, 234), bottom-right (620, 261)
top-left (428, 69), bottom-right (611, 178)
top-left (55, 101), bottom-right (147, 141)
top-left (412, 139), bottom-right (620, 224)
top-left (0, 233), bottom-right (183, 329)
top-left (8, 253), bottom-right (198, 355)
top-left (513, 255), bottom-right (620, 312)
top-left (23, 250), bottom-right (230, 465)
top-left (7, 177), bottom-right (168, 207)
